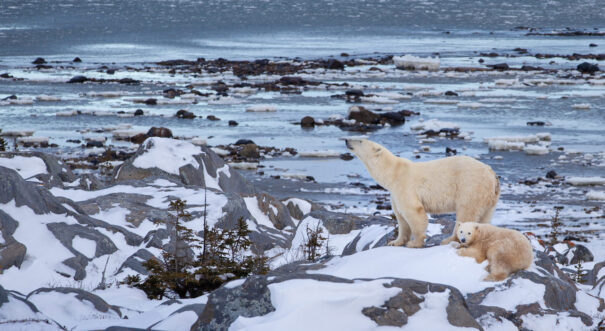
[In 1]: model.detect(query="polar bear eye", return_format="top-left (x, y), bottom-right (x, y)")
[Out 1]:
top-left (467, 232), bottom-right (471, 235)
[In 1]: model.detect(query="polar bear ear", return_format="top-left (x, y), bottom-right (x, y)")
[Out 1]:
top-left (474, 225), bottom-right (479, 230)
top-left (373, 147), bottom-right (382, 155)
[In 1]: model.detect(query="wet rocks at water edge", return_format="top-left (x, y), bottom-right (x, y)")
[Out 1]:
top-left (67, 75), bottom-right (88, 83)
top-left (176, 109), bottom-right (196, 119)
top-left (577, 62), bottom-right (600, 74)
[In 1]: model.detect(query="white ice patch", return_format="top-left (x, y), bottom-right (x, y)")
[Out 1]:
top-left (132, 137), bottom-right (200, 175)
top-left (566, 177), bottom-right (605, 186)
top-left (245, 105), bottom-right (277, 112)
top-left (71, 236), bottom-right (97, 259)
top-left (229, 279), bottom-right (400, 331)
top-left (406, 290), bottom-right (475, 330)
top-left (410, 119), bottom-right (460, 131)
top-left (393, 55), bottom-right (440, 70)
top-left (586, 191), bottom-right (605, 200)
top-left (0, 155), bottom-right (47, 179)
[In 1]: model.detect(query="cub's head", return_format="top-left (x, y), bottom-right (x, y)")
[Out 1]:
top-left (344, 138), bottom-right (385, 162)
top-left (457, 222), bottom-right (480, 246)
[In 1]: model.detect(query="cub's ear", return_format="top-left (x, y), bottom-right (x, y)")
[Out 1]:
top-left (474, 225), bottom-right (479, 230)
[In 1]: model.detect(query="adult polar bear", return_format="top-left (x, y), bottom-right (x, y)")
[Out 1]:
top-left (345, 139), bottom-right (499, 248)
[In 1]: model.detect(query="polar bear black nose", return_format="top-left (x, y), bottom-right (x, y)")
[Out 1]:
top-left (460, 238), bottom-right (466, 243)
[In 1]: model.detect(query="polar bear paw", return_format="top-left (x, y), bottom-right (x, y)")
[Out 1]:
top-left (387, 239), bottom-right (405, 247)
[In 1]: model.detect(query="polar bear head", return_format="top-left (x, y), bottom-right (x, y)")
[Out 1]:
top-left (457, 222), bottom-right (480, 246)
top-left (345, 138), bottom-right (385, 162)
top-left (345, 138), bottom-right (395, 188)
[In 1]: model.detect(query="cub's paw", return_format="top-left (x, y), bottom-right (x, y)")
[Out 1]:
top-left (449, 241), bottom-right (461, 249)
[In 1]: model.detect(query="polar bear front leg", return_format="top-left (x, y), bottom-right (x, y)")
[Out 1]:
top-left (388, 198), bottom-right (411, 246)
top-left (403, 203), bottom-right (428, 248)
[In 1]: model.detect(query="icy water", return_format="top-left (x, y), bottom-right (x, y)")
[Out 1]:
top-left (1, 0), bottom-right (604, 250)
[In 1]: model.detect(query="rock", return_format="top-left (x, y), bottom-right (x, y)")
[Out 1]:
top-left (446, 147), bottom-right (457, 156)
top-left (191, 276), bottom-right (275, 331)
top-left (144, 98), bottom-right (157, 105)
top-left (340, 153), bottom-right (354, 161)
top-left (307, 210), bottom-right (360, 235)
top-left (228, 120), bottom-right (238, 126)
top-left (72, 57), bottom-right (82, 62)
top-left (134, 109), bottom-right (144, 116)
top-left (176, 109), bottom-right (196, 119)
top-left (27, 287), bottom-right (121, 317)
top-left (490, 63), bottom-right (509, 70)
top-left (118, 78), bottom-right (140, 84)
top-left (300, 116), bottom-right (315, 127)
top-left (577, 62), bottom-right (600, 74)
top-left (380, 111), bottom-right (406, 126)
top-left (106, 69), bottom-right (116, 75)
top-left (324, 59), bottom-right (345, 70)
top-left (345, 89), bottom-right (364, 97)
top-left (117, 249), bottom-right (157, 275)
top-left (235, 139), bottom-right (255, 145)
top-left (546, 170), bottom-right (557, 179)
top-left (32, 57), bottom-right (46, 64)
top-left (46, 222), bottom-right (118, 280)
top-left (130, 133), bottom-right (148, 144)
top-left (206, 115), bottom-right (220, 121)
top-left (86, 141), bottom-right (104, 148)
top-left (67, 75), bottom-right (88, 83)
top-left (239, 144), bottom-right (260, 159)
top-left (0, 211), bottom-right (26, 270)
top-left (348, 106), bottom-right (380, 124)
top-left (521, 65), bottom-right (543, 71)
top-left (279, 76), bottom-right (305, 85)
top-left (568, 244), bottom-right (594, 264)
top-left (589, 43), bottom-right (598, 47)
top-left (527, 121), bottom-right (546, 126)
top-left (444, 91), bottom-right (458, 96)
top-left (146, 127), bottom-right (173, 138)
top-left (254, 193), bottom-right (296, 230)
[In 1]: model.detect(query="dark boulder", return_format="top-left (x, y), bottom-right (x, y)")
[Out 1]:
top-left (577, 62), bottom-right (600, 74)
top-left (72, 57), bottom-right (82, 62)
top-left (324, 59), bottom-right (345, 70)
top-left (235, 139), bottom-right (255, 145)
top-left (146, 127), bottom-right (173, 138)
top-left (490, 63), bottom-right (509, 70)
top-left (32, 57), bottom-right (46, 64)
top-left (134, 109), bottom-right (144, 116)
top-left (300, 116), bottom-right (315, 127)
top-left (176, 110), bottom-right (196, 119)
top-left (67, 75), bottom-right (88, 84)
top-left (228, 120), bottom-right (238, 126)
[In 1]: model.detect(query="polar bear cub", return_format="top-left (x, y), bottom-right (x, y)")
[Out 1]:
top-left (457, 222), bottom-right (533, 281)
top-left (345, 138), bottom-right (499, 248)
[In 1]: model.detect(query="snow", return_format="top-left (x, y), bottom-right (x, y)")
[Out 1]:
top-left (0, 155), bottom-right (47, 179)
top-left (229, 279), bottom-right (401, 331)
top-left (71, 236), bottom-right (97, 259)
top-left (0, 200), bottom-right (80, 293)
top-left (405, 290), bottom-right (476, 330)
top-left (151, 310), bottom-right (199, 331)
top-left (244, 196), bottom-right (275, 229)
top-left (393, 55), bottom-right (440, 70)
top-left (360, 96), bottom-right (399, 104)
top-left (310, 246), bottom-right (490, 293)
top-left (482, 278), bottom-right (545, 310)
top-left (27, 291), bottom-right (120, 330)
top-left (571, 103), bottom-right (590, 109)
top-left (283, 198), bottom-right (312, 217)
top-left (521, 312), bottom-right (587, 331)
top-left (566, 177), bottom-right (605, 186)
top-left (132, 137), bottom-right (201, 175)
top-left (229, 162), bottom-right (258, 170)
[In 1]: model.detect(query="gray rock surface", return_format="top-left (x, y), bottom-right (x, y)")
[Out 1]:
top-left (27, 287), bottom-right (122, 317)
